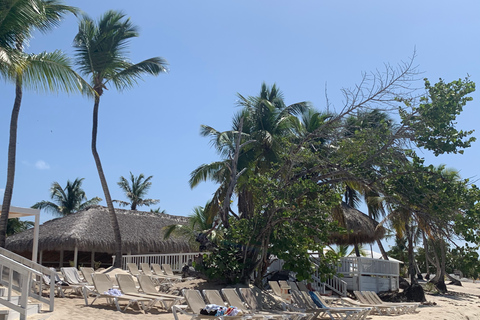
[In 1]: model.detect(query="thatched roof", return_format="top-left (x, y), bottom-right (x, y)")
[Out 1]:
top-left (6, 205), bottom-right (193, 254)
top-left (329, 202), bottom-right (386, 245)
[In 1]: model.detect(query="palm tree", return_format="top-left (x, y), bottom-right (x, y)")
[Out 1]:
top-left (6, 218), bottom-right (34, 236)
top-left (114, 172), bottom-right (159, 211)
top-left (0, 0), bottom-right (83, 247)
top-left (73, 10), bottom-right (168, 267)
top-left (163, 201), bottom-right (221, 249)
top-left (32, 178), bottom-right (101, 216)
top-left (190, 83), bottom-right (309, 220)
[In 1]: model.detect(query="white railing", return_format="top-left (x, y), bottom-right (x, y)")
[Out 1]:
top-left (311, 257), bottom-right (347, 296)
top-left (118, 252), bottom-right (207, 271)
top-left (336, 256), bottom-right (399, 276)
top-left (0, 248), bottom-right (56, 319)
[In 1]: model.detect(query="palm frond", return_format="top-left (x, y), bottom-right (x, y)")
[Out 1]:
top-left (20, 50), bottom-right (93, 95)
top-left (109, 57), bottom-right (168, 91)
top-left (189, 161), bottom-right (228, 188)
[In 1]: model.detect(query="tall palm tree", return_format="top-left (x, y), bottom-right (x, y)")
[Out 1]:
top-left (0, 0), bottom-right (83, 247)
top-left (114, 172), bottom-right (159, 211)
top-left (32, 178), bottom-right (101, 216)
top-left (190, 83), bottom-right (309, 220)
top-left (73, 10), bottom-right (168, 267)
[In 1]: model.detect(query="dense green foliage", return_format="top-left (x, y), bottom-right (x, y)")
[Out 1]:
top-left (192, 68), bottom-right (478, 286)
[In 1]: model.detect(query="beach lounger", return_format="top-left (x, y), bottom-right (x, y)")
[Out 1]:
top-left (172, 289), bottom-right (246, 320)
top-left (353, 291), bottom-right (400, 315)
top-left (364, 291), bottom-right (418, 313)
top-left (127, 263), bottom-right (143, 276)
top-left (152, 263), bottom-right (181, 282)
top-left (203, 289), bottom-right (228, 306)
top-left (291, 290), bottom-right (369, 320)
top-left (116, 273), bottom-right (178, 311)
top-left (79, 267), bottom-right (95, 286)
top-left (84, 273), bottom-right (152, 313)
top-left (40, 268), bottom-right (71, 297)
top-left (162, 263), bottom-right (184, 280)
top-left (137, 274), bottom-right (184, 301)
top-left (60, 267), bottom-right (89, 294)
top-left (221, 288), bottom-right (286, 320)
top-left (140, 262), bottom-right (175, 285)
top-left (268, 281), bottom-right (284, 297)
top-left (239, 286), bottom-right (311, 320)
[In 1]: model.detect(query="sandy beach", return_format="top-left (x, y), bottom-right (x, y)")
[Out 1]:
top-left (27, 278), bottom-right (480, 320)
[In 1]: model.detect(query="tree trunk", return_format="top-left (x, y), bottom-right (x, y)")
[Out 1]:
top-left (354, 244), bottom-right (361, 257)
top-left (0, 75), bottom-right (23, 247)
top-left (377, 239), bottom-right (389, 260)
top-left (405, 222), bottom-right (417, 285)
top-left (92, 94), bottom-right (122, 268)
top-left (423, 232), bottom-right (430, 277)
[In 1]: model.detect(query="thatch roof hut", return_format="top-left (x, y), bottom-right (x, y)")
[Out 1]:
top-left (329, 202), bottom-right (386, 245)
top-left (6, 205), bottom-right (193, 259)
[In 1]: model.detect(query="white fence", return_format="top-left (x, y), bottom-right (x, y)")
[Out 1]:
top-left (118, 252), bottom-right (206, 271)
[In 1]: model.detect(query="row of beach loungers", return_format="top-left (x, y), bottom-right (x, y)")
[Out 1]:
top-left (40, 264), bottom-right (185, 313)
top-left (268, 280), bottom-right (419, 318)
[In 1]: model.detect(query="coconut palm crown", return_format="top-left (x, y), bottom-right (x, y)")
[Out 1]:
top-left (114, 172), bottom-right (159, 211)
top-left (32, 178), bottom-right (102, 216)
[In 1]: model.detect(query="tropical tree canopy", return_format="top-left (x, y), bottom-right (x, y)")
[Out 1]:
top-left (32, 178), bottom-right (101, 216)
top-left (190, 62), bottom-right (477, 286)
top-left (114, 172), bottom-right (159, 211)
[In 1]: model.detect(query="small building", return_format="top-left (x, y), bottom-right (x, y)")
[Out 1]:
top-left (5, 205), bottom-right (194, 268)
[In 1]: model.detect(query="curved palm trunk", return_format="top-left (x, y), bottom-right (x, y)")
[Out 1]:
top-left (376, 239), bottom-right (389, 260)
top-left (0, 76), bottom-right (23, 247)
top-left (92, 94), bottom-right (122, 267)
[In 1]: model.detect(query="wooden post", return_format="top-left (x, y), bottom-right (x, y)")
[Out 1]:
top-left (39, 251), bottom-right (43, 265)
top-left (59, 250), bottom-right (64, 268)
top-left (73, 246), bottom-right (78, 268)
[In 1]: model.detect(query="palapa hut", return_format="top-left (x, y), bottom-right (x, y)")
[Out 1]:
top-left (329, 202), bottom-right (386, 245)
top-left (6, 205), bottom-right (194, 268)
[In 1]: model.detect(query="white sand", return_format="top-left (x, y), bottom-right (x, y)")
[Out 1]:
top-left (29, 280), bottom-right (480, 320)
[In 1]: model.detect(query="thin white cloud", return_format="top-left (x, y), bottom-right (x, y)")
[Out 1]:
top-left (35, 160), bottom-right (50, 170)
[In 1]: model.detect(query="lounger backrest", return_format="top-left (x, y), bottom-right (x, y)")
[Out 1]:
top-left (183, 289), bottom-right (207, 313)
top-left (287, 281), bottom-right (299, 291)
top-left (366, 291), bottom-right (383, 305)
top-left (92, 273), bottom-right (114, 293)
top-left (61, 267), bottom-right (83, 285)
top-left (116, 274), bottom-right (138, 295)
top-left (140, 263), bottom-right (154, 276)
top-left (151, 263), bottom-right (165, 276)
top-left (268, 281), bottom-right (282, 297)
top-left (238, 287), bottom-right (260, 312)
top-left (278, 280), bottom-right (289, 288)
top-left (137, 274), bottom-right (157, 294)
top-left (290, 290), bottom-right (308, 309)
top-left (162, 264), bottom-right (175, 276)
top-left (203, 289), bottom-right (226, 306)
top-left (296, 282), bottom-right (309, 292)
top-left (221, 288), bottom-right (248, 311)
top-left (80, 267), bottom-right (95, 286)
top-left (353, 291), bottom-right (371, 305)
top-left (127, 263), bottom-right (141, 276)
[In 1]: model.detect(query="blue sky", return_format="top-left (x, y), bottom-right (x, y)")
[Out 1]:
top-left (1, 1), bottom-right (479, 252)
